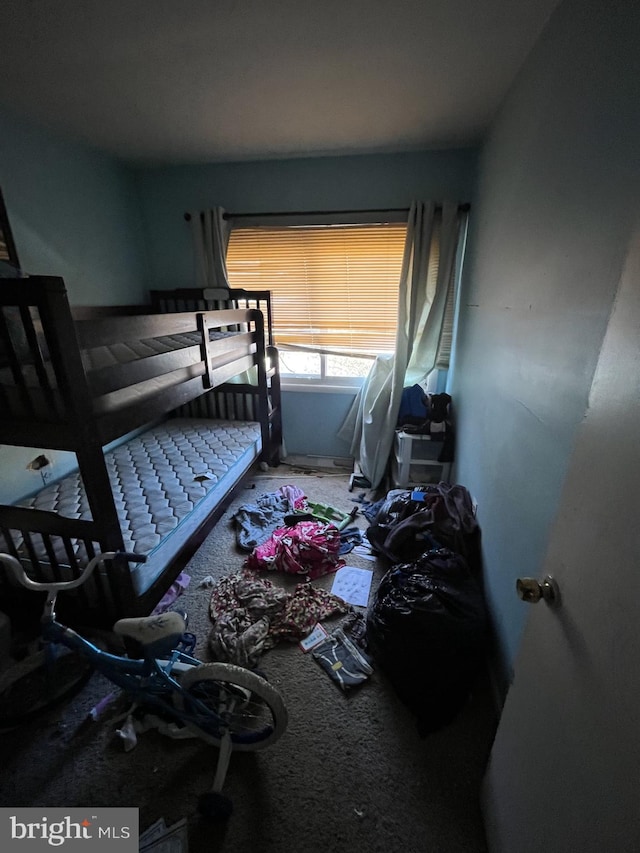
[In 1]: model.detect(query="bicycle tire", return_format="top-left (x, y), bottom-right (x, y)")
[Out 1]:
top-left (0, 647), bottom-right (93, 730)
top-left (173, 662), bottom-right (287, 751)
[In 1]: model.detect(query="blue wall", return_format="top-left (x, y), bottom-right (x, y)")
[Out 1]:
top-left (0, 107), bottom-right (149, 501)
top-left (451, 0), bottom-right (640, 686)
top-left (281, 390), bottom-right (356, 458)
top-left (0, 106), bottom-right (147, 304)
top-left (135, 148), bottom-right (477, 290)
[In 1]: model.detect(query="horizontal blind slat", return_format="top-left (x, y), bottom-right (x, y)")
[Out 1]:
top-left (226, 223), bottom-right (408, 354)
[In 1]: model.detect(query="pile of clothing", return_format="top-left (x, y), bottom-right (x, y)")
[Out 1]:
top-left (205, 485), bottom-right (361, 668)
top-left (208, 571), bottom-right (349, 668)
top-left (364, 482), bottom-right (487, 735)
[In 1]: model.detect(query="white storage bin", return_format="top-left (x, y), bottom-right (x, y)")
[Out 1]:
top-left (391, 430), bottom-right (452, 488)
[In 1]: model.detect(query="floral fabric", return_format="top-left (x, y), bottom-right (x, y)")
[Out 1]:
top-left (208, 570), bottom-right (349, 667)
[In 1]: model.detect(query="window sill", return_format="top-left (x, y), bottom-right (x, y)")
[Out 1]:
top-left (281, 378), bottom-right (363, 394)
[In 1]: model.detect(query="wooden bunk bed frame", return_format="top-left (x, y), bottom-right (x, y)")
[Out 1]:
top-left (149, 286), bottom-right (274, 345)
top-left (0, 277), bottom-right (282, 625)
top-left (148, 287), bottom-right (281, 452)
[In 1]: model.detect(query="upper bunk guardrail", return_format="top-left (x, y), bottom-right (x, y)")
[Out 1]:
top-left (150, 287), bottom-right (274, 347)
top-left (0, 276), bottom-right (268, 449)
top-left (0, 277), bottom-right (95, 445)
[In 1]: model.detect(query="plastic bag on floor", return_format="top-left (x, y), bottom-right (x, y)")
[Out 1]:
top-left (366, 483), bottom-right (480, 567)
top-left (366, 546), bottom-right (487, 734)
top-left (312, 627), bottom-right (373, 691)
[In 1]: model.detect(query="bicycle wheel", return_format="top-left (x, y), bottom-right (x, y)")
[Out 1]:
top-left (0, 646), bottom-right (93, 730)
top-left (173, 662), bottom-right (287, 751)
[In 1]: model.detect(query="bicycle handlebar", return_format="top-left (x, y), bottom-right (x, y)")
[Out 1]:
top-left (0, 551), bottom-right (147, 593)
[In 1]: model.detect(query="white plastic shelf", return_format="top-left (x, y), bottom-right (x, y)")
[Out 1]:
top-left (391, 430), bottom-right (451, 488)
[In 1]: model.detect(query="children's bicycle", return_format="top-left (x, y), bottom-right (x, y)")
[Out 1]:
top-left (0, 551), bottom-right (287, 819)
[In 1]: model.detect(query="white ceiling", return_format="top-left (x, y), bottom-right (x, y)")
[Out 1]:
top-left (0, 0), bottom-right (560, 166)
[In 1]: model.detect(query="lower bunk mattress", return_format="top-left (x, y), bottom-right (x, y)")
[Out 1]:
top-left (15, 417), bottom-right (262, 597)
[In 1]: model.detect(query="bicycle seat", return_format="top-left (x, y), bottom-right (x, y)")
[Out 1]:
top-left (113, 611), bottom-right (186, 647)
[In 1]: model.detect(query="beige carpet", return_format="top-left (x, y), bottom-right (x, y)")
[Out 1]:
top-left (0, 463), bottom-right (497, 853)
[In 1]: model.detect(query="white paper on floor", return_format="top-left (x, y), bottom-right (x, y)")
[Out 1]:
top-left (139, 816), bottom-right (189, 852)
top-left (331, 565), bottom-right (374, 607)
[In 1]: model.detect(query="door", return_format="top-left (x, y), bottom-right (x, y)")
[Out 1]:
top-left (482, 227), bottom-right (640, 853)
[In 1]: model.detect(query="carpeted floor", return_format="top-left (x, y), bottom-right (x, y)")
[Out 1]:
top-left (0, 464), bottom-right (497, 853)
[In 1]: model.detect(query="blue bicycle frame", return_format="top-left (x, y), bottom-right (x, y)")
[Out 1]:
top-left (0, 549), bottom-right (287, 821)
top-left (41, 618), bottom-right (204, 716)
top-left (1, 550), bottom-right (223, 734)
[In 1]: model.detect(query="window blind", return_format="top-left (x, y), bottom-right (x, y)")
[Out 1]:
top-left (226, 223), bottom-right (408, 355)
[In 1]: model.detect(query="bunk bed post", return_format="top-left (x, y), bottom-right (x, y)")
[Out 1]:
top-left (197, 312), bottom-right (214, 389)
top-left (266, 344), bottom-right (283, 464)
top-left (261, 292), bottom-right (275, 348)
top-left (18, 278), bottom-right (132, 614)
top-left (250, 309), bottom-right (272, 463)
top-left (38, 280), bottom-right (126, 538)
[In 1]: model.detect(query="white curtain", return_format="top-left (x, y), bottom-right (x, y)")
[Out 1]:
top-left (337, 200), bottom-right (462, 489)
top-left (189, 206), bottom-right (259, 385)
top-left (190, 207), bottom-right (232, 296)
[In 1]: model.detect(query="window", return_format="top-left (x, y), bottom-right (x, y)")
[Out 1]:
top-left (226, 220), bottom-right (408, 385)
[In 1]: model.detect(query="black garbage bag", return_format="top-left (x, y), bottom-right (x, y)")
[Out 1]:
top-left (366, 483), bottom-right (481, 570)
top-left (366, 546), bottom-right (487, 735)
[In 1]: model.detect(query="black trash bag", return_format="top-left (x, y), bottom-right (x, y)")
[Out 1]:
top-left (366, 484), bottom-right (480, 568)
top-left (366, 547), bottom-right (487, 735)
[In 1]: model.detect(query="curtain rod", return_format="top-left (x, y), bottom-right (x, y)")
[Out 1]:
top-left (184, 203), bottom-right (470, 221)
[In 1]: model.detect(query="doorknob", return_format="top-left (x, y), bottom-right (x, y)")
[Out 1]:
top-left (516, 575), bottom-right (560, 605)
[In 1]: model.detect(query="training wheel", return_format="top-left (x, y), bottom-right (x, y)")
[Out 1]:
top-left (198, 791), bottom-right (233, 821)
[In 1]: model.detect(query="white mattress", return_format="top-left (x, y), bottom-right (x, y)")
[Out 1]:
top-left (18, 417), bottom-right (261, 596)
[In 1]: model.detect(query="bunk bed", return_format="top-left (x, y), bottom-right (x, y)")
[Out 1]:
top-left (0, 277), bottom-right (282, 625)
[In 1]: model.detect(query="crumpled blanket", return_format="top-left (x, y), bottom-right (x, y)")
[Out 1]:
top-left (208, 571), bottom-right (350, 667)
top-left (245, 520), bottom-right (345, 579)
top-left (233, 484), bottom-right (307, 551)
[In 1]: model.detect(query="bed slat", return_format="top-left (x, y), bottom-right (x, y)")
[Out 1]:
top-left (87, 344), bottom-right (204, 397)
